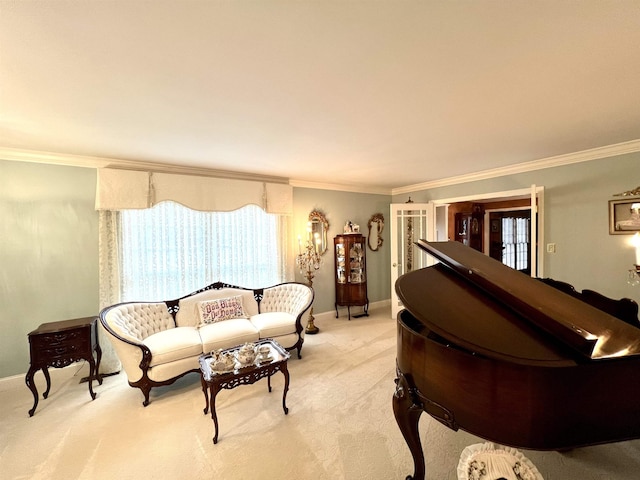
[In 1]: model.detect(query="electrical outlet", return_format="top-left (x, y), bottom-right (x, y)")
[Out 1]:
top-left (546, 243), bottom-right (556, 254)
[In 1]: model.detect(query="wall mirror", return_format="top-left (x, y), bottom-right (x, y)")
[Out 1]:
top-left (309, 210), bottom-right (329, 255)
top-left (367, 213), bottom-right (384, 251)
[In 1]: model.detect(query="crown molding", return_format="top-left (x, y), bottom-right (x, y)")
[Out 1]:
top-left (0, 147), bottom-right (290, 184)
top-left (3, 139), bottom-right (638, 196)
top-left (288, 178), bottom-right (392, 196)
top-left (392, 139), bottom-right (640, 196)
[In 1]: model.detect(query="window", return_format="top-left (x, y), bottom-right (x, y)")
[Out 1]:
top-left (118, 202), bottom-right (287, 300)
top-left (502, 216), bottom-right (530, 272)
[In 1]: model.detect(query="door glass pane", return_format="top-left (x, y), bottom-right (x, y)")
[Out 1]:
top-left (336, 242), bottom-right (346, 283)
top-left (395, 208), bottom-right (431, 274)
top-left (349, 241), bottom-right (364, 284)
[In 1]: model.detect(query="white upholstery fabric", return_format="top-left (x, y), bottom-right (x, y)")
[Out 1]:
top-left (198, 318), bottom-right (260, 353)
top-left (260, 283), bottom-right (313, 316)
top-left (263, 332), bottom-right (300, 350)
top-left (176, 288), bottom-right (259, 328)
top-left (147, 355), bottom-right (201, 383)
top-left (250, 312), bottom-right (296, 338)
top-left (103, 334), bottom-right (145, 383)
top-left (143, 327), bottom-right (203, 367)
top-left (104, 302), bottom-right (174, 341)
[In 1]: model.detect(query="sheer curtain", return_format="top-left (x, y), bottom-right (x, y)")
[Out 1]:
top-left (118, 202), bottom-right (290, 300)
top-left (100, 202), bottom-right (291, 303)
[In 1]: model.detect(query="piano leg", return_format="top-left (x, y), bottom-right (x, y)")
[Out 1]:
top-left (393, 370), bottom-right (426, 480)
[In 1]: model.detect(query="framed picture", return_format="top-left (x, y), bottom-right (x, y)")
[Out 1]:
top-left (609, 199), bottom-right (640, 234)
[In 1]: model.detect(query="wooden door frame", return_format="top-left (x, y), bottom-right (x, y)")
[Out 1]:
top-left (430, 186), bottom-right (545, 277)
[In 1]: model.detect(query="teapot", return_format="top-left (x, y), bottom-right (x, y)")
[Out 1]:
top-left (237, 343), bottom-right (257, 364)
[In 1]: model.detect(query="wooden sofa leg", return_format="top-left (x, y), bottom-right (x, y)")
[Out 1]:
top-left (141, 386), bottom-right (151, 407)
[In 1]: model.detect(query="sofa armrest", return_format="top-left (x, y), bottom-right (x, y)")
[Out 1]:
top-left (259, 282), bottom-right (314, 318)
top-left (99, 302), bottom-right (174, 383)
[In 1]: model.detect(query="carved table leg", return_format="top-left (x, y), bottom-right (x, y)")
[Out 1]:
top-left (393, 372), bottom-right (425, 480)
top-left (211, 383), bottom-right (221, 444)
top-left (87, 356), bottom-right (97, 400)
top-left (42, 366), bottom-right (51, 399)
top-left (281, 363), bottom-right (290, 415)
top-left (95, 342), bottom-right (103, 385)
top-left (201, 375), bottom-right (210, 414)
top-left (25, 366), bottom-right (39, 417)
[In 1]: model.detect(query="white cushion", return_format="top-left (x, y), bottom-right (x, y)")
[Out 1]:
top-left (198, 318), bottom-right (259, 353)
top-left (197, 295), bottom-right (248, 326)
top-left (176, 288), bottom-right (259, 328)
top-left (250, 312), bottom-right (296, 338)
top-left (143, 327), bottom-right (203, 367)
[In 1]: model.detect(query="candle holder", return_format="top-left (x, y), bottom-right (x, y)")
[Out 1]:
top-left (297, 233), bottom-right (322, 334)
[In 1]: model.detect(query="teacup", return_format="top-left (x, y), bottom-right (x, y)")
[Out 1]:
top-left (258, 345), bottom-right (270, 356)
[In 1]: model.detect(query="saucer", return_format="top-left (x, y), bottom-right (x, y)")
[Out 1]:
top-left (257, 354), bottom-right (273, 363)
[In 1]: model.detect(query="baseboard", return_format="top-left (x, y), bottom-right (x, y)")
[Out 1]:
top-left (0, 362), bottom-right (92, 391)
top-left (314, 299), bottom-right (392, 321)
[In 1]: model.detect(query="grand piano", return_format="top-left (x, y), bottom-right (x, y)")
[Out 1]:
top-left (393, 240), bottom-right (640, 480)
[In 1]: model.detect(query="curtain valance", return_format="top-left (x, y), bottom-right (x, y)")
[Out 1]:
top-left (95, 168), bottom-right (292, 214)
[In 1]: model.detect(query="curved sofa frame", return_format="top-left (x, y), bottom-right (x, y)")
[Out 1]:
top-left (99, 281), bottom-right (314, 406)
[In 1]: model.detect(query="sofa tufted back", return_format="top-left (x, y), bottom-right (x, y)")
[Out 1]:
top-left (103, 302), bottom-right (175, 342)
top-left (175, 288), bottom-right (259, 328)
top-left (260, 283), bottom-right (314, 317)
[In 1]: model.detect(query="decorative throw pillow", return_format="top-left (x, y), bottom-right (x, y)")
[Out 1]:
top-left (197, 296), bottom-right (248, 326)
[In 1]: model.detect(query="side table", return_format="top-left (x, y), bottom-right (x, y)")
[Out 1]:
top-left (25, 316), bottom-right (102, 416)
top-left (199, 339), bottom-right (290, 444)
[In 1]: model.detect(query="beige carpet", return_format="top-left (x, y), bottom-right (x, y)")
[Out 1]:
top-left (2, 305), bottom-right (640, 480)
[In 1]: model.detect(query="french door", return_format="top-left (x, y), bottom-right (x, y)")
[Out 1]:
top-left (389, 203), bottom-right (435, 319)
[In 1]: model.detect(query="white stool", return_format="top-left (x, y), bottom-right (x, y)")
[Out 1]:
top-left (457, 442), bottom-right (544, 480)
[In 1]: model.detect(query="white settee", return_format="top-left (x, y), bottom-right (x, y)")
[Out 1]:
top-left (99, 281), bottom-right (314, 406)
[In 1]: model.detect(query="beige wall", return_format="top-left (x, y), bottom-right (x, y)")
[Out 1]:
top-left (2, 153), bottom-right (639, 378)
top-left (393, 153), bottom-right (640, 302)
top-left (293, 187), bottom-right (392, 317)
top-left (0, 160), bottom-right (392, 378)
top-left (0, 161), bottom-right (99, 378)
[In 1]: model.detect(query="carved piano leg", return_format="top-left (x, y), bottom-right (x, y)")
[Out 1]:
top-left (393, 371), bottom-right (426, 480)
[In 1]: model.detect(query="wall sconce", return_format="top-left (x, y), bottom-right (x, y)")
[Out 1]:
top-left (628, 232), bottom-right (640, 286)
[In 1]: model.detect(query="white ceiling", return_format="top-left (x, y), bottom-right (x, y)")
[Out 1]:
top-left (1, 1), bottom-right (639, 192)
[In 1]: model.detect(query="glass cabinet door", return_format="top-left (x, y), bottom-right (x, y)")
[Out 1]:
top-left (349, 241), bottom-right (364, 284)
top-left (336, 242), bottom-right (346, 284)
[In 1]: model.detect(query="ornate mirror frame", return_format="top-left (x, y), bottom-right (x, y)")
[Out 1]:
top-left (309, 210), bottom-right (330, 255)
top-left (367, 213), bottom-right (385, 251)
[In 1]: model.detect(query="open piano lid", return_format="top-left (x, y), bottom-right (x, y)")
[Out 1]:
top-left (404, 240), bottom-right (640, 360)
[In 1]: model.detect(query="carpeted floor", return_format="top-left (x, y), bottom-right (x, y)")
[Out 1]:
top-left (2, 305), bottom-right (640, 479)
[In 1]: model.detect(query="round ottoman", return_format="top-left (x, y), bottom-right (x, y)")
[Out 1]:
top-left (457, 442), bottom-right (544, 480)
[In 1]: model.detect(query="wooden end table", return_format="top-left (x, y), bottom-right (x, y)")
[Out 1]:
top-left (25, 316), bottom-right (102, 416)
top-left (198, 339), bottom-right (291, 444)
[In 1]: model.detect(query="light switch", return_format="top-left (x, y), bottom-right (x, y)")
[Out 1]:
top-left (546, 243), bottom-right (556, 253)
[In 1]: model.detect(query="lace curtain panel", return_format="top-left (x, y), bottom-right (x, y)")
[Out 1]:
top-left (98, 210), bottom-right (122, 373)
